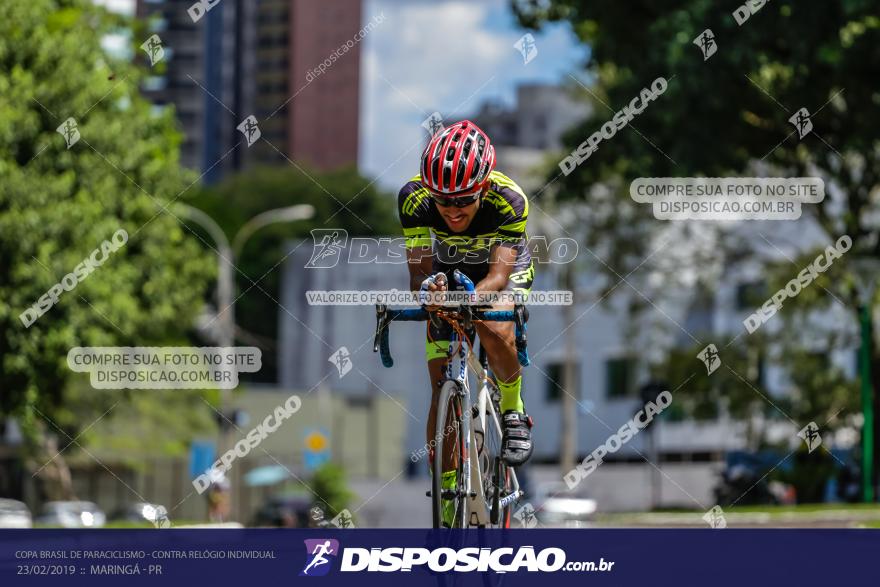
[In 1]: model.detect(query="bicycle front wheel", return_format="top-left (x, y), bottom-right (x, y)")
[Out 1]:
top-left (432, 379), bottom-right (467, 528)
top-left (484, 388), bottom-right (513, 528)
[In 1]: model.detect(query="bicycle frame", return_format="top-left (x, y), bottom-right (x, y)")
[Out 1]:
top-left (463, 346), bottom-right (524, 525)
top-left (374, 304), bottom-right (529, 527)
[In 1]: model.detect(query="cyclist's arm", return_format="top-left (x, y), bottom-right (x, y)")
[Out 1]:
top-left (406, 246), bottom-right (435, 292)
top-left (478, 178), bottom-right (528, 293)
top-left (475, 245), bottom-right (516, 292)
top-left (398, 181), bottom-right (436, 295)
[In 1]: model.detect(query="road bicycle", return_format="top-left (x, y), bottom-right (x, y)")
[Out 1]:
top-left (373, 270), bottom-right (530, 528)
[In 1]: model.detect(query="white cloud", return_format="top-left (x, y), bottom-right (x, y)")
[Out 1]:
top-left (92, 0), bottom-right (136, 16)
top-left (360, 0), bottom-right (503, 193)
top-left (359, 0), bottom-right (586, 192)
top-left (370, 1), bottom-right (506, 110)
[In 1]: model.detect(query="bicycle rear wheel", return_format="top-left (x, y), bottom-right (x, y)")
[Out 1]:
top-left (485, 403), bottom-right (513, 527)
top-left (491, 457), bottom-right (512, 527)
top-left (432, 379), bottom-right (467, 528)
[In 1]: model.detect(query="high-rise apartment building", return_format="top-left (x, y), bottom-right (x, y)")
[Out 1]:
top-left (469, 84), bottom-right (591, 193)
top-left (136, 0), bottom-right (361, 181)
top-left (286, 0), bottom-right (361, 170)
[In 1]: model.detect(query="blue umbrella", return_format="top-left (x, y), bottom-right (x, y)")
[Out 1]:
top-left (243, 465), bottom-right (291, 487)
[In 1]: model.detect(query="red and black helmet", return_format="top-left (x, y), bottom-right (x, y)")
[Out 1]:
top-left (420, 120), bottom-right (496, 195)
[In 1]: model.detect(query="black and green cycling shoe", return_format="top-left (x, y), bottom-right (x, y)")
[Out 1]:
top-left (501, 411), bottom-right (533, 466)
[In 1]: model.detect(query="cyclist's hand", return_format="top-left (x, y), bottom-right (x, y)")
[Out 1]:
top-left (419, 273), bottom-right (447, 311)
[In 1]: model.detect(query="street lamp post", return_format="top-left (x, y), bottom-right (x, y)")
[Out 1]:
top-left (173, 203), bottom-right (314, 521)
top-left (174, 205), bottom-right (235, 348)
top-left (227, 205), bottom-right (316, 351)
top-left (175, 204), bottom-right (315, 350)
top-left (536, 199), bottom-right (580, 477)
top-left (859, 304), bottom-right (874, 503)
top-left (852, 258), bottom-right (880, 503)
top-left (174, 203), bottom-right (315, 453)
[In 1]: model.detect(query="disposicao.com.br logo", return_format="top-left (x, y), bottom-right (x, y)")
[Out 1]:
top-left (301, 539), bottom-right (340, 576)
top-left (300, 540), bottom-right (613, 574)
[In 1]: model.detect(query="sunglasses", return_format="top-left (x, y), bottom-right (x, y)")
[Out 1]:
top-left (430, 190), bottom-right (481, 208)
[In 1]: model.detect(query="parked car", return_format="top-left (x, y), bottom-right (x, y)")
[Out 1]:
top-left (36, 501), bottom-right (106, 528)
top-left (533, 482), bottom-right (597, 525)
top-left (108, 502), bottom-right (170, 527)
top-left (0, 499), bottom-right (32, 528)
top-left (713, 452), bottom-right (798, 506)
top-left (251, 493), bottom-right (314, 528)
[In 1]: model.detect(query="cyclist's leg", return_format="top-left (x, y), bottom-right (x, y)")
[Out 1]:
top-left (424, 260), bottom-right (456, 469)
top-left (474, 262), bottom-right (534, 466)
top-left (425, 358), bottom-right (452, 469)
top-left (474, 262), bottom-right (533, 412)
top-left (475, 318), bottom-right (520, 408)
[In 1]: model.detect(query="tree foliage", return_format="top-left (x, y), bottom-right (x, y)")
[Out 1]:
top-left (514, 0), bottom-right (879, 269)
top-left (513, 0), bottom-right (879, 437)
top-left (189, 166), bottom-right (398, 382)
top-left (0, 0), bottom-right (215, 463)
top-left (309, 462), bottom-right (355, 520)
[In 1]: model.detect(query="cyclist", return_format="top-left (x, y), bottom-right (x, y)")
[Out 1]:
top-left (398, 120), bottom-right (534, 523)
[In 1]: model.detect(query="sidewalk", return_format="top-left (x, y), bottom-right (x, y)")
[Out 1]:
top-left (595, 506), bottom-right (880, 528)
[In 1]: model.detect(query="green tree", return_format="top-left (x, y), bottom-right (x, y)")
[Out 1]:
top-left (189, 166), bottom-right (397, 382)
top-left (309, 463), bottom-right (355, 522)
top-left (0, 0), bottom-right (215, 496)
top-left (514, 0), bottom-right (878, 443)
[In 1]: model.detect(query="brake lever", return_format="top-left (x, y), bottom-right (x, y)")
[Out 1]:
top-left (373, 304), bottom-right (387, 353)
top-left (461, 304), bottom-right (474, 331)
top-left (514, 304), bottom-right (530, 366)
top-left (514, 304), bottom-right (529, 327)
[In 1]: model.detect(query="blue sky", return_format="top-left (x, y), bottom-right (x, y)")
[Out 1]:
top-left (360, 0), bottom-right (588, 191)
top-left (94, 0), bottom-right (587, 192)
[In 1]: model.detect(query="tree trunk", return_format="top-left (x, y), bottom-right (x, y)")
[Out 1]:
top-left (560, 264), bottom-right (577, 475)
top-left (30, 433), bottom-right (77, 502)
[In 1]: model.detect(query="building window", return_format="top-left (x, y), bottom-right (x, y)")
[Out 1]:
top-left (605, 356), bottom-right (637, 398)
top-left (533, 114), bottom-right (547, 132)
top-left (736, 281), bottom-right (766, 310)
top-left (754, 353), bottom-right (766, 387)
top-left (545, 361), bottom-right (580, 402)
top-left (142, 76), bottom-right (167, 92)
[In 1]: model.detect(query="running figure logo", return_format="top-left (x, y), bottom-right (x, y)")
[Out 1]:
top-left (306, 229), bottom-right (348, 268)
top-left (329, 509), bottom-right (355, 529)
top-left (514, 33), bottom-right (538, 65)
top-left (236, 115), bottom-right (262, 147)
top-left (300, 539), bottom-right (340, 576)
top-left (788, 107), bottom-right (813, 139)
top-left (693, 29), bottom-right (717, 60)
top-left (56, 118), bottom-right (80, 149)
top-left (798, 422), bottom-right (822, 453)
top-left (140, 34), bottom-right (165, 66)
top-left (702, 505), bottom-right (727, 529)
top-left (422, 112), bottom-right (445, 137)
top-left (697, 344), bottom-right (721, 375)
top-left (514, 503), bottom-right (539, 528)
top-left (328, 347), bottom-right (352, 378)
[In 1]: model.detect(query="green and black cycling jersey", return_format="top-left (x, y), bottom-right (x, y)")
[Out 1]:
top-left (397, 170), bottom-right (534, 292)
